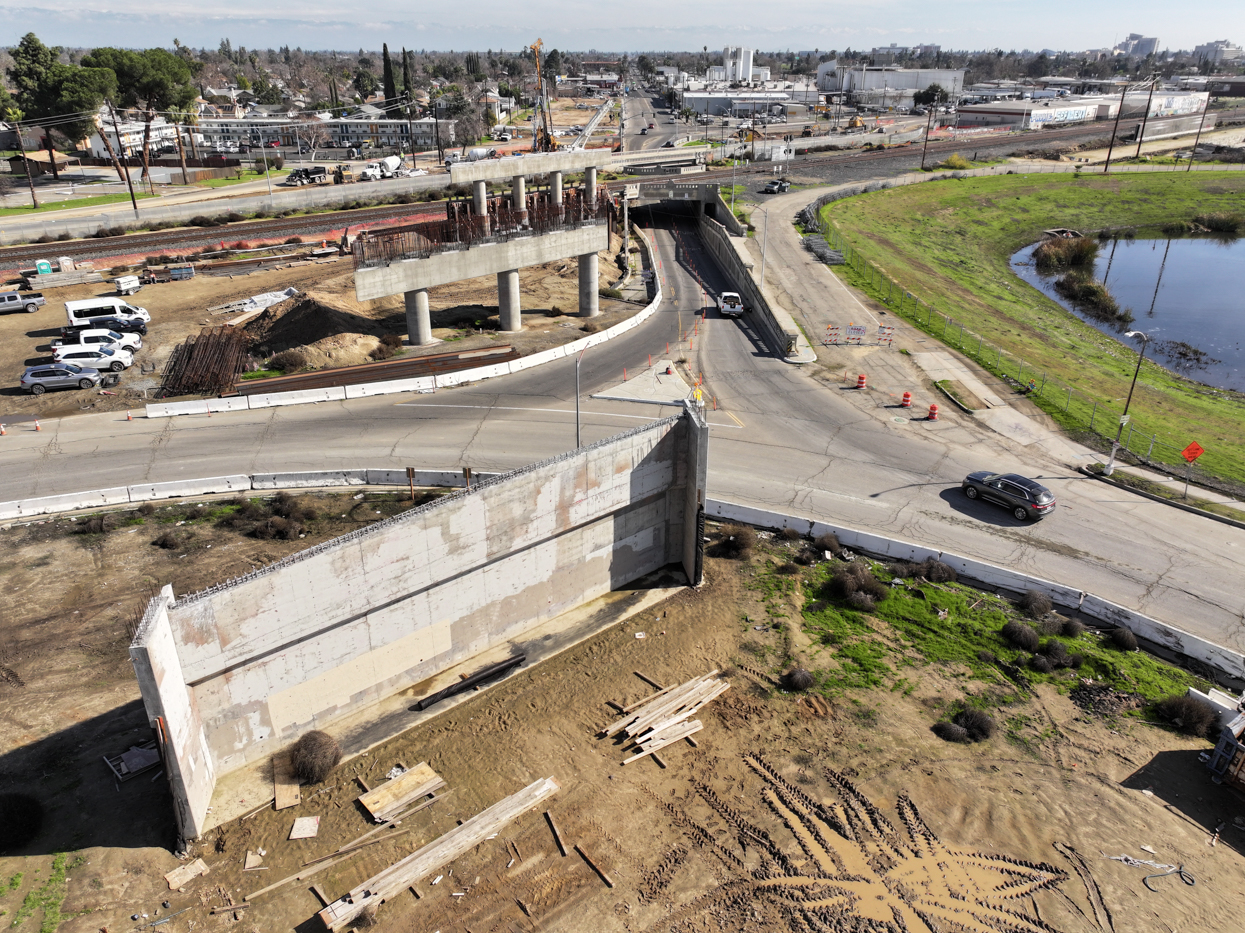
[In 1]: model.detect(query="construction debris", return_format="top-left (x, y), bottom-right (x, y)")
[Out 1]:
top-left (316, 776), bottom-right (559, 931)
top-left (163, 858), bottom-right (209, 890)
top-left (601, 670), bottom-right (728, 766)
top-left (357, 761), bottom-right (444, 823)
top-left (289, 816), bottom-right (320, 839)
top-left (158, 325), bottom-right (249, 398)
top-left (272, 752), bottom-right (301, 810)
top-left (413, 655), bottom-right (526, 711)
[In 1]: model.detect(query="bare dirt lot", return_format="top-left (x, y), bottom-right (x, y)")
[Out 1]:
top-left (0, 515), bottom-right (1240, 933)
top-left (0, 232), bottom-right (638, 420)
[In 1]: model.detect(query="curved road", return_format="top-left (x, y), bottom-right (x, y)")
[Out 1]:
top-left (1, 208), bottom-right (1242, 655)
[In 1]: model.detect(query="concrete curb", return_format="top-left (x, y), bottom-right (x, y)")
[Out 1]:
top-left (932, 381), bottom-right (979, 414)
top-left (144, 227), bottom-right (665, 420)
top-left (1077, 466), bottom-right (1245, 531)
top-left (705, 497), bottom-right (1244, 687)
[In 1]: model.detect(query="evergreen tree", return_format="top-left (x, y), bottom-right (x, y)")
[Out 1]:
top-left (382, 43), bottom-right (396, 111)
top-left (401, 47), bottom-right (412, 97)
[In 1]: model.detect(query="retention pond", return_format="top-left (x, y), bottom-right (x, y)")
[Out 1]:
top-left (1012, 236), bottom-right (1245, 392)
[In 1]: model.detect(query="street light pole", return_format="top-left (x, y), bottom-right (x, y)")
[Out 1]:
top-left (575, 346), bottom-right (588, 448)
top-left (1103, 331), bottom-right (1151, 476)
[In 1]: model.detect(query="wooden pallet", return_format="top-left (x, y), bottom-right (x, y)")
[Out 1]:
top-left (356, 762), bottom-right (443, 823)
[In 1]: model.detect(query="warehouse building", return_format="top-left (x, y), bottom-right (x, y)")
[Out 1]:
top-left (815, 61), bottom-right (965, 109)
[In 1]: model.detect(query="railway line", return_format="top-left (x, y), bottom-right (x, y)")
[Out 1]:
top-left (2, 108), bottom-right (1238, 271)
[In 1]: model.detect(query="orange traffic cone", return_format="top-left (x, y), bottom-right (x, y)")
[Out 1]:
top-left (34, 419), bottom-right (41, 432)
top-left (0, 423), bottom-right (6, 435)
top-left (126, 410), bottom-right (133, 421)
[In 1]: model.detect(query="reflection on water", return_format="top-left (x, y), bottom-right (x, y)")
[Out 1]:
top-left (1012, 236), bottom-right (1245, 392)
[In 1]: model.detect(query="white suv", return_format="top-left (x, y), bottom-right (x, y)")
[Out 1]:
top-left (52, 345), bottom-right (134, 372)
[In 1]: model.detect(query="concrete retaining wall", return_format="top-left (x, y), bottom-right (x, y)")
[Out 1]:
top-left (134, 411), bottom-right (708, 841)
top-left (705, 497), bottom-right (1245, 685)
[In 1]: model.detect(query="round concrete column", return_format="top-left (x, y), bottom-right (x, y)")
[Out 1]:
top-left (579, 252), bottom-right (600, 318)
top-left (550, 170), bottom-right (563, 217)
top-left (472, 179), bottom-right (490, 234)
top-left (585, 166), bottom-right (597, 213)
top-left (498, 269), bottom-right (522, 331)
top-left (512, 175), bottom-right (526, 222)
top-left (404, 288), bottom-right (432, 345)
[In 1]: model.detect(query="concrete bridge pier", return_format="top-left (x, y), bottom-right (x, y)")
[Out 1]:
top-left (512, 175), bottom-right (527, 224)
top-left (472, 180), bottom-right (490, 234)
top-left (404, 288), bottom-right (433, 345)
top-left (579, 253), bottom-right (599, 317)
top-left (585, 166), bottom-right (597, 215)
top-left (498, 269), bottom-right (521, 331)
top-left (550, 170), bottom-right (563, 217)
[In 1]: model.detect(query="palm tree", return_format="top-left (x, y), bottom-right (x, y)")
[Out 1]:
top-left (166, 104), bottom-right (196, 184)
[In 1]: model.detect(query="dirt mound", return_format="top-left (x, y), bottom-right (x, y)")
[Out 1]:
top-left (245, 294), bottom-right (391, 355)
top-left (1069, 680), bottom-right (1144, 717)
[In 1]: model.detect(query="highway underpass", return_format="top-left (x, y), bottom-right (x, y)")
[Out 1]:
top-left (1, 204), bottom-right (1243, 659)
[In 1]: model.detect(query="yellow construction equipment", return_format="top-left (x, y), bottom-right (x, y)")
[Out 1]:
top-left (846, 115), bottom-right (866, 129)
top-left (529, 39), bottom-right (559, 153)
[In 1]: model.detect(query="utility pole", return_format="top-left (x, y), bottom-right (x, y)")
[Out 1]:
top-left (919, 102), bottom-right (936, 169)
top-left (12, 118), bottom-right (39, 208)
top-left (1133, 78), bottom-right (1157, 159)
top-left (1102, 82), bottom-right (1130, 174)
top-left (107, 101), bottom-right (138, 217)
top-left (1186, 100), bottom-right (1211, 171)
top-left (1103, 331), bottom-right (1151, 476)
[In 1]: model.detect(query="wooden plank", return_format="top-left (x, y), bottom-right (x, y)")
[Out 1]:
top-left (637, 719), bottom-right (702, 750)
top-left (623, 722), bottom-right (704, 764)
top-left (245, 853), bottom-right (352, 901)
top-left (632, 679), bottom-right (728, 736)
top-left (317, 776), bottom-right (559, 932)
top-left (575, 844), bottom-right (615, 888)
top-left (310, 885), bottom-right (330, 907)
top-left (634, 670), bottom-right (666, 690)
top-left (544, 810), bottom-right (568, 856)
top-left (302, 828), bottom-right (413, 866)
top-left (273, 752), bottom-right (301, 810)
top-left (622, 681), bottom-right (677, 713)
top-left (164, 858), bottom-right (210, 890)
top-left (625, 677), bottom-right (722, 737)
top-left (357, 762), bottom-right (442, 822)
top-left (602, 671), bottom-right (719, 737)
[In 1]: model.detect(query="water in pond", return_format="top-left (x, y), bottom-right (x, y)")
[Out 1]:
top-left (1011, 236), bottom-right (1245, 392)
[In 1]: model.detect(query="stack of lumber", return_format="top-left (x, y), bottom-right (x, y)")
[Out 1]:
top-left (357, 762), bottom-right (445, 823)
top-left (24, 269), bottom-right (104, 289)
top-left (601, 670), bottom-right (729, 765)
top-left (317, 776), bottom-right (559, 931)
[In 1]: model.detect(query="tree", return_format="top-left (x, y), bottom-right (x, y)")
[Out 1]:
top-left (382, 43), bottom-right (397, 110)
top-left (7, 32), bottom-right (64, 178)
top-left (352, 67), bottom-right (378, 99)
top-left (401, 47), bottom-right (412, 97)
top-left (82, 47), bottom-right (196, 180)
top-left (913, 83), bottom-right (949, 107)
top-left (252, 72), bottom-right (284, 104)
top-left (294, 113), bottom-right (330, 159)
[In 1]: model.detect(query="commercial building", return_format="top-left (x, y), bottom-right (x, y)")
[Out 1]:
top-left (956, 90), bottom-right (1207, 129)
top-left (1115, 33), bottom-right (1161, 58)
top-left (682, 90), bottom-right (791, 117)
top-left (816, 61), bottom-right (965, 109)
top-left (723, 46), bottom-right (754, 83)
top-left (1193, 40), bottom-right (1244, 64)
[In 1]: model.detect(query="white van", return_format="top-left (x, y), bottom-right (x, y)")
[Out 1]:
top-left (65, 297), bottom-right (151, 328)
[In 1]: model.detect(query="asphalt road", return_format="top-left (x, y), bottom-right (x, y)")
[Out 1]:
top-left (2, 205), bottom-right (1243, 655)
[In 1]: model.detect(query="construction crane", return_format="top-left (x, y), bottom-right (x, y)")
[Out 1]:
top-left (529, 39), bottom-right (559, 153)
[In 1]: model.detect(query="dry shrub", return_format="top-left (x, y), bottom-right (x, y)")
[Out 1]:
top-left (184, 505), bottom-right (209, 521)
top-left (1018, 590), bottom-right (1053, 619)
top-left (354, 903), bottom-right (379, 928)
top-left (847, 590), bottom-right (875, 612)
top-left (1108, 626), bottom-right (1138, 651)
top-left (1035, 616), bottom-right (1064, 635)
top-left (1040, 640), bottom-right (1069, 665)
top-left (782, 668), bottom-right (815, 691)
top-left (269, 349), bottom-right (308, 373)
top-left (1193, 211), bottom-right (1243, 234)
top-left (977, 649), bottom-right (997, 664)
top-left (380, 334), bottom-right (404, 348)
top-left (138, 502), bottom-right (156, 516)
top-left (369, 342), bottom-right (397, 361)
top-left (932, 722), bottom-right (970, 743)
top-left (1155, 694), bottom-right (1218, 738)
top-left (289, 730), bottom-right (341, 783)
top-left (153, 531), bottom-right (182, 550)
top-left (74, 514), bottom-right (112, 535)
top-left (793, 549), bottom-right (816, 566)
top-left (1061, 618), bottom-right (1087, 638)
top-left (778, 527), bottom-right (802, 541)
top-left (712, 524), bottom-right (755, 560)
top-left (953, 708), bottom-right (995, 741)
top-left (1029, 654), bottom-right (1055, 673)
top-left (806, 600), bottom-right (829, 614)
top-left (253, 516), bottom-right (300, 540)
top-left (916, 559), bottom-right (957, 583)
top-left (1001, 620), bottom-right (1040, 652)
top-left (1034, 236), bottom-right (1099, 270)
top-left (1066, 653), bottom-right (1085, 669)
top-left (813, 533), bottom-right (841, 556)
top-left (829, 562), bottom-right (888, 603)
top-left (886, 561), bottom-right (915, 579)
top-left (776, 562), bottom-right (800, 575)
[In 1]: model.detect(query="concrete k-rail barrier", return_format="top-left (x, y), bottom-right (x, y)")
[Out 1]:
top-left (705, 498), bottom-right (1245, 688)
top-left (142, 225), bottom-right (665, 420)
top-left (131, 408), bottom-right (709, 841)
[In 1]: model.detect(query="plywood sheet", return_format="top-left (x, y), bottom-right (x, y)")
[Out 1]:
top-left (289, 816), bottom-right (320, 839)
top-left (164, 858), bottom-right (210, 890)
top-left (273, 752), bottom-right (301, 810)
top-left (357, 762), bottom-right (442, 823)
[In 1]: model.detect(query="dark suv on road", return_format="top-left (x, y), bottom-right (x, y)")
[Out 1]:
top-left (961, 472), bottom-right (1056, 521)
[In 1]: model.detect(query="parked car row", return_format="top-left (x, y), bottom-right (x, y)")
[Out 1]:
top-left (18, 295), bottom-right (152, 396)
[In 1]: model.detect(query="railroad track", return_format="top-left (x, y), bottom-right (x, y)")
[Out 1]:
top-left (4, 109), bottom-right (1238, 270)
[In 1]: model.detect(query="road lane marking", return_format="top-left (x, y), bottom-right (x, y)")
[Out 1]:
top-left (394, 402), bottom-right (741, 429)
top-left (725, 410), bottom-right (745, 428)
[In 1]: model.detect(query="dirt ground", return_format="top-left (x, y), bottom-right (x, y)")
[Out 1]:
top-left (0, 515), bottom-right (1240, 933)
top-left (0, 232), bottom-right (638, 420)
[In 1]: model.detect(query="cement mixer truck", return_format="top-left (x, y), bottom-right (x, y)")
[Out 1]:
top-left (358, 155), bottom-right (404, 181)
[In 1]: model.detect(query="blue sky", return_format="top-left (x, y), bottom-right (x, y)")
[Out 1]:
top-left (3, 1), bottom-right (1238, 54)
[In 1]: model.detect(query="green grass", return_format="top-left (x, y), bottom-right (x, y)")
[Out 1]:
top-left (1086, 463), bottom-right (1245, 522)
top-left (11, 853), bottom-right (82, 932)
top-left (1, 873), bottom-right (22, 895)
top-left (820, 171), bottom-right (1245, 486)
top-left (240, 369), bottom-right (283, 380)
top-left (0, 192), bottom-right (155, 216)
top-left (196, 168), bottom-right (291, 189)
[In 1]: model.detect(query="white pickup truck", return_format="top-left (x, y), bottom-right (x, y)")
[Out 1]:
top-left (718, 291), bottom-right (744, 318)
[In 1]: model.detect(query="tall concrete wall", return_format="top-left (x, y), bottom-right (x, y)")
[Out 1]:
top-left (132, 410), bottom-right (708, 841)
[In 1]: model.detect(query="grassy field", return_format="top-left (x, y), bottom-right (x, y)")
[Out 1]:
top-left (196, 168), bottom-right (291, 188)
top-left (0, 191), bottom-right (154, 216)
top-left (820, 171), bottom-right (1245, 486)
